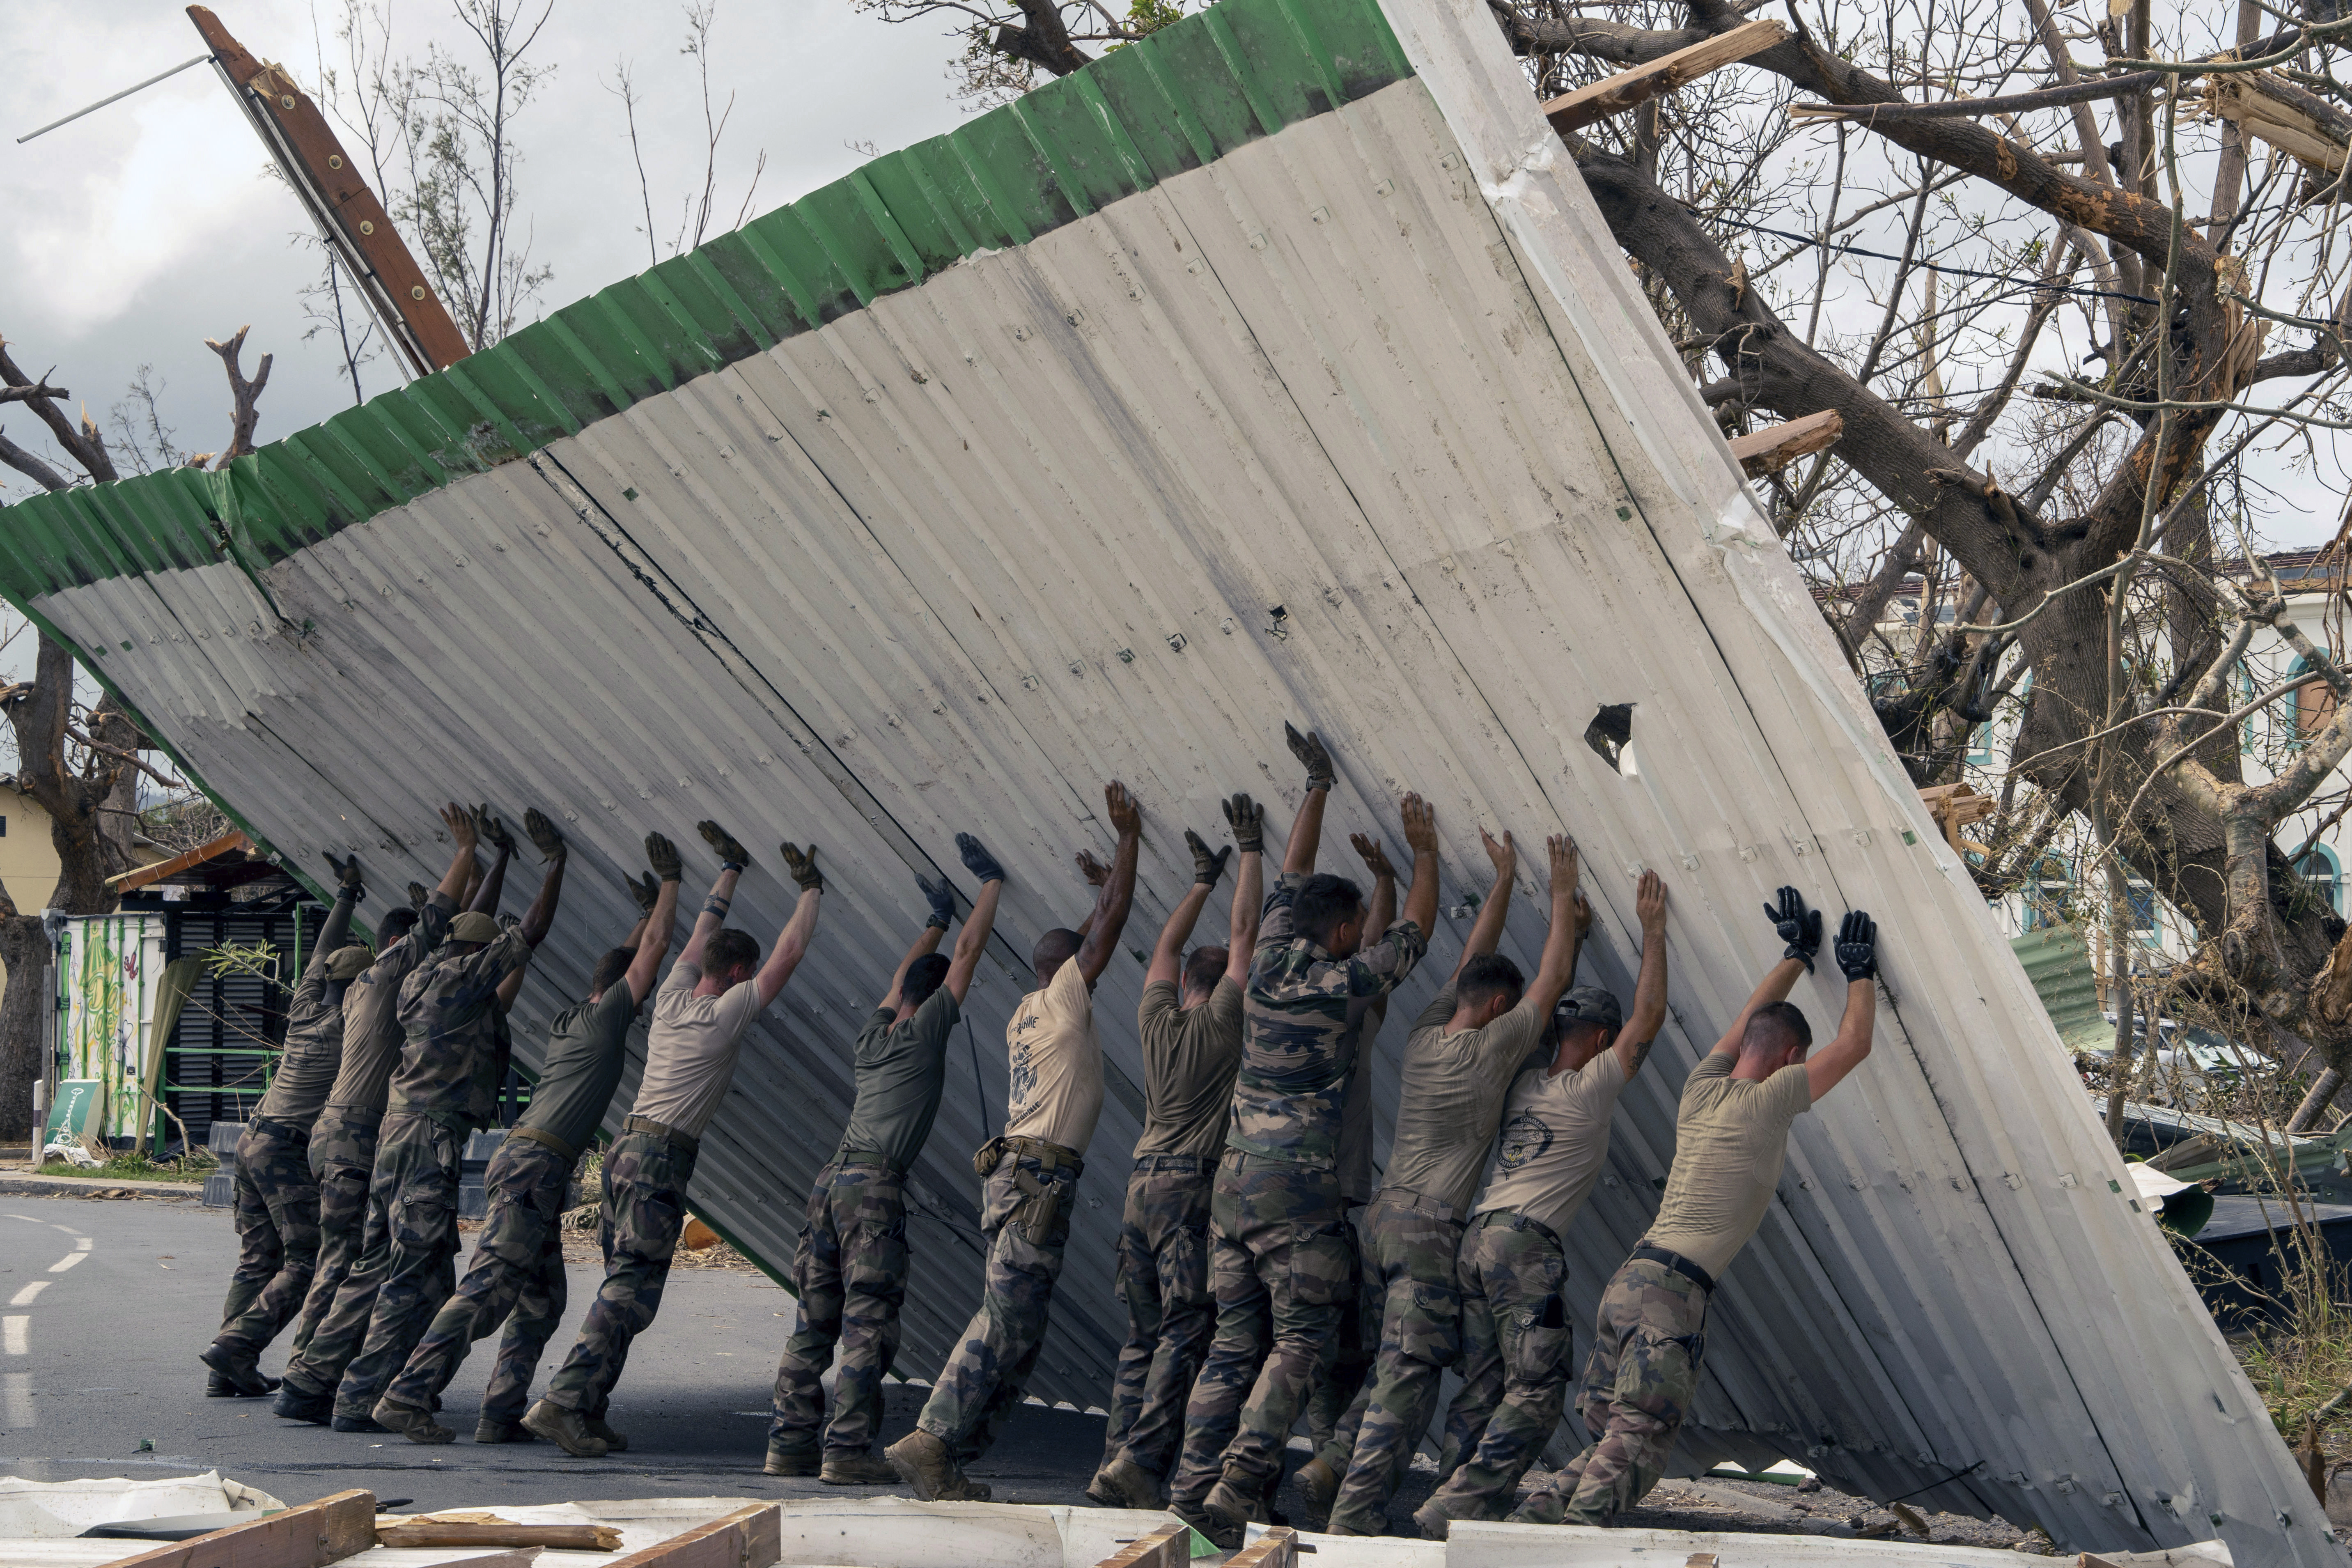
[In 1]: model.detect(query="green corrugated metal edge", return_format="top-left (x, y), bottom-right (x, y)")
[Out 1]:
top-left (0, 0), bottom-right (1412, 606)
top-left (2011, 922), bottom-right (2109, 1051)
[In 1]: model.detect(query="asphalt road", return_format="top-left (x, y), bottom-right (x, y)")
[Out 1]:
top-left (0, 1191), bottom-right (1110, 1516)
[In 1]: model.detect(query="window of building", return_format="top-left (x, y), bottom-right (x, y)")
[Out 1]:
top-left (2023, 856), bottom-right (2072, 932)
top-left (2299, 847), bottom-right (2342, 917)
top-left (2293, 656), bottom-right (2340, 738)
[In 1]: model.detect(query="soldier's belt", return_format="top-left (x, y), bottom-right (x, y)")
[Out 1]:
top-left (1480, 1206), bottom-right (1563, 1251)
top-left (246, 1115), bottom-right (312, 1148)
top-left (1372, 1186), bottom-right (1464, 1225)
top-left (972, 1134), bottom-right (1084, 1179)
top-left (833, 1149), bottom-right (902, 1175)
top-left (622, 1114), bottom-right (701, 1155)
top-left (972, 1135), bottom-right (1082, 1246)
top-left (1631, 1241), bottom-right (1716, 1294)
top-left (1132, 1153), bottom-right (1211, 1174)
top-left (506, 1124), bottom-right (576, 1162)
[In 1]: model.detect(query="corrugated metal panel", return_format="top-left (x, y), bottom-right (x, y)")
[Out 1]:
top-left (2011, 923), bottom-right (2108, 1050)
top-left (0, 0), bottom-right (2327, 1559)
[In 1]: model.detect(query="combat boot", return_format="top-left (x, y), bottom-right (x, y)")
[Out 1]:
top-left (523, 1398), bottom-right (608, 1457)
top-left (197, 1339), bottom-right (276, 1397)
top-left (1087, 1454), bottom-right (1163, 1511)
top-left (1412, 1497), bottom-right (1454, 1540)
top-left (820, 1453), bottom-right (899, 1485)
top-left (372, 1397), bottom-right (452, 1444)
top-left (1171, 1499), bottom-right (1242, 1552)
top-left (1202, 1474), bottom-right (1258, 1534)
top-left (884, 1429), bottom-right (990, 1501)
top-left (331, 1414), bottom-right (387, 1433)
top-left (272, 1386), bottom-right (333, 1425)
top-left (586, 1416), bottom-right (629, 1453)
top-left (763, 1444), bottom-right (819, 1476)
top-left (1293, 1454), bottom-right (1340, 1520)
top-left (475, 1417), bottom-right (535, 1443)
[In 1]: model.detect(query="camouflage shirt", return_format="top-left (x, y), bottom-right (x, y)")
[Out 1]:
top-left (387, 921), bottom-right (531, 1134)
top-left (1228, 871), bottom-right (1428, 1166)
top-left (256, 885), bottom-right (361, 1129)
top-left (326, 892), bottom-right (453, 1117)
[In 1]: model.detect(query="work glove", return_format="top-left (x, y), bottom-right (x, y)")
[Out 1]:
top-left (919, 874), bottom-right (957, 931)
top-left (1187, 829), bottom-right (1232, 888)
top-left (644, 832), bottom-right (683, 884)
top-left (1285, 722), bottom-right (1335, 792)
top-left (779, 841), bottom-right (824, 893)
top-left (957, 832), bottom-right (1007, 886)
top-left (325, 851), bottom-right (366, 902)
top-left (698, 820), bottom-right (750, 872)
top-left (624, 871), bottom-right (659, 914)
top-left (524, 807), bottom-right (567, 862)
top-left (1835, 910), bottom-right (1879, 983)
top-left (1223, 792), bottom-right (1265, 854)
top-left (406, 881), bottom-right (429, 914)
top-left (1763, 886), bottom-right (1822, 972)
top-left (473, 805), bottom-right (515, 855)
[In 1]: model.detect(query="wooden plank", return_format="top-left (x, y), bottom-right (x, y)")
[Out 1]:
top-left (1727, 410), bottom-right (1844, 477)
top-left (1224, 1526), bottom-right (1297, 1568)
top-left (603, 1503), bottom-right (782, 1568)
top-left (373, 1517), bottom-right (622, 1550)
top-left (1094, 1522), bottom-right (1191, 1568)
top-left (184, 5), bottom-right (473, 370)
top-left (1540, 21), bottom-right (1788, 134)
top-left (104, 1490), bottom-right (376, 1568)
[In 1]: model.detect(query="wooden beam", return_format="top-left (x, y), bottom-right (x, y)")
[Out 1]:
top-left (1095, 1524), bottom-right (1191, 1568)
top-left (185, 6), bottom-right (473, 373)
top-left (108, 829), bottom-right (251, 888)
top-left (1727, 409), bottom-right (1844, 477)
top-left (1541, 20), bottom-right (1789, 135)
top-left (106, 1490), bottom-right (376, 1568)
top-left (1224, 1526), bottom-right (1299, 1568)
top-left (374, 1515), bottom-right (622, 1550)
top-left (605, 1502), bottom-right (782, 1568)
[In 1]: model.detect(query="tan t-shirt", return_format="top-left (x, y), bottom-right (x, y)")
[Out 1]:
top-left (1135, 978), bottom-right (1245, 1159)
top-left (1384, 981), bottom-right (1551, 1215)
top-left (1643, 1053), bottom-right (1812, 1281)
top-left (1475, 1049), bottom-right (1630, 1238)
top-left (1335, 993), bottom-right (1389, 1205)
top-left (628, 958), bottom-right (766, 1139)
top-left (1004, 959), bottom-right (1105, 1154)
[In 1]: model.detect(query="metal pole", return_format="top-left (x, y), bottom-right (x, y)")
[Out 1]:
top-left (14, 54), bottom-right (213, 144)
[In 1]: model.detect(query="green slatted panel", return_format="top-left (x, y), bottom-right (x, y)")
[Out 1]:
top-left (0, 0), bottom-right (1412, 597)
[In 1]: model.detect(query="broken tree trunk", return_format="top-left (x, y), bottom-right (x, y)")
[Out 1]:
top-left (1728, 410), bottom-right (1843, 477)
top-left (1539, 19), bottom-right (1787, 135)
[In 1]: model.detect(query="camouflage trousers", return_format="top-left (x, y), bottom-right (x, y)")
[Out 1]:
top-left (1320, 1192), bottom-right (1466, 1534)
top-left (1098, 1155), bottom-right (1213, 1483)
top-left (216, 1120), bottom-right (320, 1352)
top-left (1510, 1255), bottom-right (1708, 1526)
top-left (1168, 1152), bottom-right (1352, 1506)
top-left (769, 1160), bottom-right (908, 1458)
top-left (384, 1136), bottom-right (574, 1423)
top-left (333, 1115), bottom-right (466, 1421)
top-left (282, 1117), bottom-right (460, 1403)
top-left (544, 1130), bottom-right (698, 1414)
top-left (289, 1113), bottom-right (377, 1364)
top-left (1430, 1210), bottom-right (1571, 1520)
top-left (1303, 1203), bottom-right (1375, 1456)
top-left (916, 1146), bottom-right (1079, 1461)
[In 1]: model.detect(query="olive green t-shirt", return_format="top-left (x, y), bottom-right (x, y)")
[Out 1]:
top-left (836, 988), bottom-right (961, 1173)
top-left (1383, 980), bottom-right (1551, 1215)
top-left (1135, 978), bottom-right (1245, 1159)
top-left (517, 987), bottom-right (640, 1157)
top-left (1644, 1053), bottom-right (1813, 1281)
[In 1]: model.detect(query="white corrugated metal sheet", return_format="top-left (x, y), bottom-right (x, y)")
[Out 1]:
top-left (11, 0), bottom-right (2330, 1557)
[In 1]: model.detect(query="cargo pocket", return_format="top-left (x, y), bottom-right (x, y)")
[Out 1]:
top-left (1286, 1221), bottom-right (1354, 1309)
top-left (1401, 1280), bottom-right (1464, 1366)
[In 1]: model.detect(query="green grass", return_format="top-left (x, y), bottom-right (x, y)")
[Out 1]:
top-left (33, 1151), bottom-right (214, 1184)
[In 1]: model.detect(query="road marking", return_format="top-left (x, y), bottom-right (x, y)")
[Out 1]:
top-left (2, 1318), bottom-right (23, 1355)
top-left (73, 1238), bottom-right (91, 1251)
top-left (9, 1282), bottom-right (49, 1306)
top-left (48, 1253), bottom-right (85, 1274)
top-left (0, 1373), bottom-right (30, 1428)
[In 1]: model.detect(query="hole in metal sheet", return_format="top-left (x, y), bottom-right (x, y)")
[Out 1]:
top-left (1585, 703), bottom-right (1634, 774)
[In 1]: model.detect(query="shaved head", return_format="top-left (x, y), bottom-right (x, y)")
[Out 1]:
top-left (1034, 928), bottom-right (1082, 976)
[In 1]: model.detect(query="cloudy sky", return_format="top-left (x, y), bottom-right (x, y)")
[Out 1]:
top-left (2, 0), bottom-right (975, 493)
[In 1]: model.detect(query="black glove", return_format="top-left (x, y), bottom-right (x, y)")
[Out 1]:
top-left (644, 831), bottom-right (682, 883)
top-left (957, 832), bottom-right (1007, 885)
top-left (1835, 910), bottom-right (1879, 983)
top-left (325, 851), bottom-right (366, 901)
top-left (406, 881), bottom-right (428, 914)
top-left (698, 820), bottom-right (750, 871)
top-left (624, 871), bottom-right (659, 914)
top-left (778, 841), bottom-right (824, 893)
top-left (1223, 792), bottom-right (1265, 854)
top-left (919, 874), bottom-right (957, 930)
top-left (473, 805), bottom-right (515, 854)
top-left (1763, 886), bottom-right (1822, 971)
top-left (524, 806), bottom-right (567, 862)
top-left (1285, 722), bottom-right (1335, 792)
top-left (1186, 828), bottom-right (1232, 888)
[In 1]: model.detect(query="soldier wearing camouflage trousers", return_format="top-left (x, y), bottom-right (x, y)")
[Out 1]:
top-left (526, 824), bottom-right (827, 1458)
top-left (1414, 870), bottom-right (1667, 1538)
top-left (1085, 795), bottom-right (1262, 1512)
top-left (1306, 830), bottom-right (1589, 1537)
top-left (374, 834), bottom-right (683, 1444)
top-left (767, 852), bottom-right (1003, 1483)
top-left (328, 807), bottom-right (568, 1430)
top-left (1166, 728), bottom-right (1436, 1550)
top-left (276, 808), bottom-right (485, 1426)
top-left (201, 855), bottom-right (373, 1397)
top-left (884, 790), bottom-right (1142, 1502)
top-left (1511, 889), bottom-right (1879, 1528)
